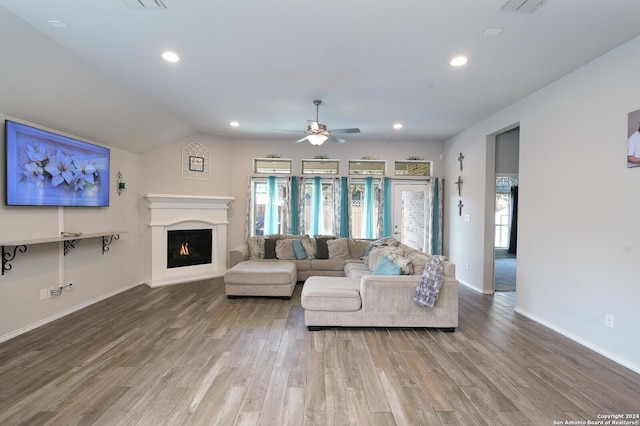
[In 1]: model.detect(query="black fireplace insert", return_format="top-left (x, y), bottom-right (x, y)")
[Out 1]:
top-left (167, 229), bottom-right (212, 268)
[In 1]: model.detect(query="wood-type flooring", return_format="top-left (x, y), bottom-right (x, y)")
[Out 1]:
top-left (0, 279), bottom-right (638, 425)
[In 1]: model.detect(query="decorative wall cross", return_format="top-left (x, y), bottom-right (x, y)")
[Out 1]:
top-left (458, 152), bottom-right (464, 172)
top-left (457, 200), bottom-right (464, 216)
top-left (455, 176), bottom-right (463, 196)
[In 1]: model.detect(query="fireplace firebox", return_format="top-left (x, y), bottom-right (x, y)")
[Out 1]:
top-left (167, 229), bottom-right (212, 269)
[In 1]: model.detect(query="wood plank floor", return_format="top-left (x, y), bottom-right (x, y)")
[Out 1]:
top-left (1, 279), bottom-right (638, 425)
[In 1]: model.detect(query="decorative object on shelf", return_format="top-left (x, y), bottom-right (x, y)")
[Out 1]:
top-left (458, 152), bottom-right (464, 172)
top-left (116, 171), bottom-right (126, 196)
top-left (313, 154), bottom-right (329, 159)
top-left (360, 155), bottom-right (379, 160)
top-left (455, 176), bottom-right (463, 196)
top-left (188, 156), bottom-right (205, 172)
top-left (457, 200), bottom-right (464, 216)
top-left (182, 142), bottom-right (211, 181)
top-left (265, 154), bottom-right (282, 158)
top-left (406, 156), bottom-right (424, 161)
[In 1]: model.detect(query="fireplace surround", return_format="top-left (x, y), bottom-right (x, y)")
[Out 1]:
top-left (145, 194), bottom-right (234, 287)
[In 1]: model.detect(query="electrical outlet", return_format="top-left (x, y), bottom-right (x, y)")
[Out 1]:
top-left (605, 314), bottom-right (614, 328)
top-left (466, 263), bottom-right (470, 271)
top-left (40, 288), bottom-right (48, 300)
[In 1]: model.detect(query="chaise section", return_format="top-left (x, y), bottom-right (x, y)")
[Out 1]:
top-left (301, 275), bottom-right (458, 331)
top-left (224, 261), bottom-right (297, 299)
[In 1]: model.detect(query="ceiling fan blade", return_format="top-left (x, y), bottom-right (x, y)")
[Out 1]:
top-left (294, 136), bottom-right (309, 143)
top-left (329, 128), bottom-right (361, 134)
top-left (274, 129), bottom-right (307, 133)
top-left (328, 135), bottom-right (346, 144)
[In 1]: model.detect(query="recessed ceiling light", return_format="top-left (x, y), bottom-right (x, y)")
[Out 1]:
top-left (450, 55), bottom-right (468, 67)
top-left (162, 51), bottom-right (180, 63)
top-left (485, 28), bottom-right (503, 36)
top-left (230, 121), bottom-right (240, 127)
top-left (393, 123), bottom-right (403, 129)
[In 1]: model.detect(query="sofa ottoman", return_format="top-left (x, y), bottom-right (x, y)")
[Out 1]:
top-left (224, 261), bottom-right (297, 299)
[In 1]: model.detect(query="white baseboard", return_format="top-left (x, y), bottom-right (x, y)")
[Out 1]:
top-left (0, 281), bottom-right (144, 344)
top-left (144, 272), bottom-right (225, 288)
top-left (514, 306), bottom-right (640, 375)
top-left (458, 280), bottom-right (484, 293)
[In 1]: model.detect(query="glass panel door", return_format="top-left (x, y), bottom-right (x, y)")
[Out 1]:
top-left (392, 183), bottom-right (428, 252)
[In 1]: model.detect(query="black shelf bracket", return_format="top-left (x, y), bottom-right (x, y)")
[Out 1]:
top-left (64, 239), bottom-right (79, 256)
top-left (102, 234), bottom-right (120, 254)
top-left (2, 245), bottom-right (28, 275)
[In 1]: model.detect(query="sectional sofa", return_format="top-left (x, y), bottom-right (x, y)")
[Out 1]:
top-left (228, 235), bottom-right (459, 330)
top-left (229, 235), bottom-right (373, 281)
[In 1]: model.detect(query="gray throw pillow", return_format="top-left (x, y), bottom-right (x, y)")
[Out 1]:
top-left (315, 237), bottom-right (334, 259)
top-left (327, 238), bottom-right (350, 260)
top-left (264, 238), bottom-right (278, 259)
top-left (275, 239), bottom-right (297, 260)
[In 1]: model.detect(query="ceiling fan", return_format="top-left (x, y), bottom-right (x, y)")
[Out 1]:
top-left (278, 100), bottom-right (360, 145)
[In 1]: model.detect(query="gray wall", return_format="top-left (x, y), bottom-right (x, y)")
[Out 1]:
top-left (443, 35), bottom-right (640, 372)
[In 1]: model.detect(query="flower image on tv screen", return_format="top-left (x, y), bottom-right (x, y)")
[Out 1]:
top-left (5, 120), bottom-right (110, 207)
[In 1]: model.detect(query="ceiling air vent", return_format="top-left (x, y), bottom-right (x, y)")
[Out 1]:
top-left (498, 0), bottom-right (547, 13)
top-left (122, 0), bottom-right (167, 9)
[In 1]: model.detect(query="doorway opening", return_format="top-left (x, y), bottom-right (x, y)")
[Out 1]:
top-left (495, 177), bottom-right (518, 291)
top-left (492, 126), bottom-right (519, 292)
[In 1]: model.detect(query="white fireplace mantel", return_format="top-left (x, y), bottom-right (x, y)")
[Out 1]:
top-left (145, 194), bottom-right (234, 287)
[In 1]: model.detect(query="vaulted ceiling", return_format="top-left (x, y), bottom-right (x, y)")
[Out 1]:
top-left (1, 0), bottom-right (640, 153)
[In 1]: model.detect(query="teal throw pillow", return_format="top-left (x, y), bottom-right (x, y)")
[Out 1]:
top-left (292, 239), bottom-right (308, 260)
top-left (372, 255), bottom-right (401, 275)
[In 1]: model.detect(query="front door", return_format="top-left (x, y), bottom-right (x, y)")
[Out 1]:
top-left (392, 183), bottom-right (429, 252)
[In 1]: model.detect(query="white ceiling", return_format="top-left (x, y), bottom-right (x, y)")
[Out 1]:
top-left (1, 0), bottom-right (640, 153)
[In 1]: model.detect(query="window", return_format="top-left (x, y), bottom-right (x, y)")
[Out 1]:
top-left (254, 158), bottom-right (291, 174)
top-left (495, 190), bottom-right (511, 248)
top-left (349, 178), bottom-right (381, 239)
top-left (348, 160), bottom-right (385, 175)
top-left (394, 160), bottom-right (431, 176)
top-left (302, 159), bottom-right (339, 175)
top-left (251, 177), bottom-right (289, 236)
top-left (301, 178), bottom-right (336, 235)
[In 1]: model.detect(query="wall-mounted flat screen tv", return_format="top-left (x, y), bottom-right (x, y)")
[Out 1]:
top-left (5, 120), bottom-right (110, 207)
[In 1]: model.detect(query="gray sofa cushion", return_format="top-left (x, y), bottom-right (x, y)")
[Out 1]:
top-left (301, 277), bottom-right (361, 312)
top-left (224, 261), bottom-right (296, 285)
top-left (348, 239), bottom-right (370, 259)
top-left (310, 259), bottom-right (345, 271)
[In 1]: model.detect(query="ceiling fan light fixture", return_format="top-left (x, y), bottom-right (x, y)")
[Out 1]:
top-left (307, 134), bottom-right (328, 146)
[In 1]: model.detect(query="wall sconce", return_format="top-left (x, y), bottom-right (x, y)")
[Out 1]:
top-left (117, 171), bottom-right (126, 196)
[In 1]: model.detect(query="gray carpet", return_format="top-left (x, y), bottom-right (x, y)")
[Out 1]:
top-left (495, 255), bottom-right (516, 292)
